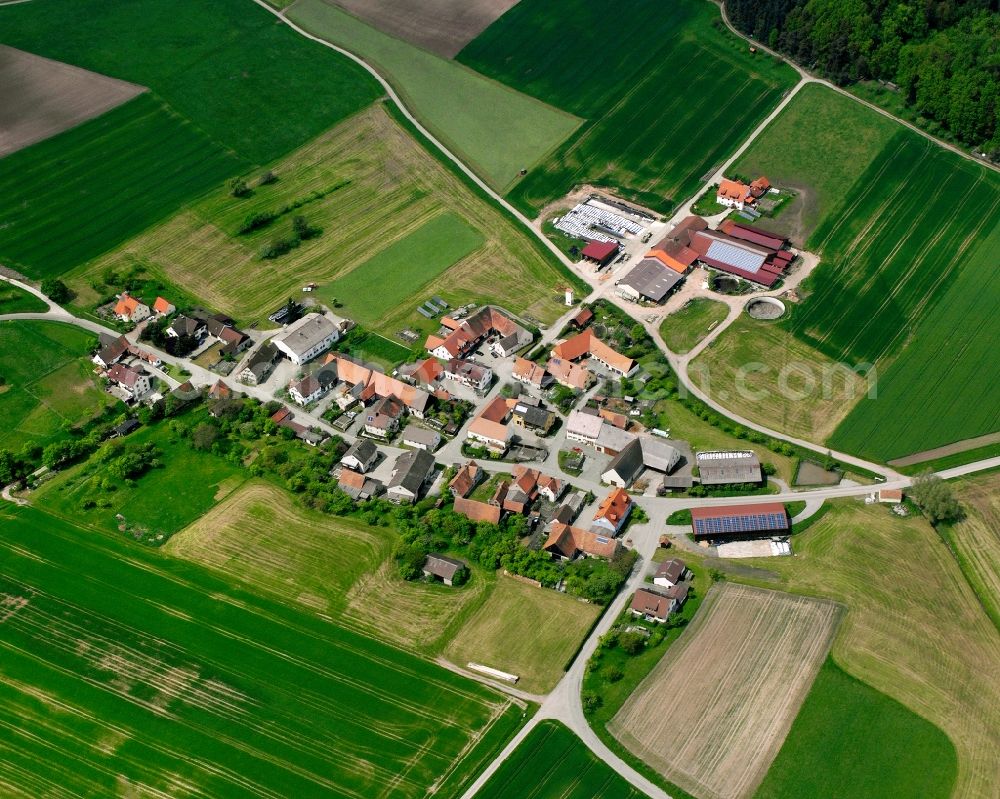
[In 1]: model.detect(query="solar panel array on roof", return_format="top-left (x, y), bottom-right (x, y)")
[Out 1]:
top-left (693, 510), bottom-right (787, 536)
top-left (705, 240), bottom-right (766, 273)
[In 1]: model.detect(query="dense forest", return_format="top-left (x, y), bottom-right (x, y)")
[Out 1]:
top-left (726, 0), bottom-right (1000, 156)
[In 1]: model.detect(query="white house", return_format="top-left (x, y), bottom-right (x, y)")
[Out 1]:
top-left (288, 374), bottom-right (333, 406)
top-left (653, 558), bottom-right (688, 589)
top-left (272, 313), bottom-right (341, 365)
top-left (443, 359), bottom-right (492, 394)
top-left (106, 363), bottom-right (151, 399)
top-left (565, 409), bottom-right (603, 445)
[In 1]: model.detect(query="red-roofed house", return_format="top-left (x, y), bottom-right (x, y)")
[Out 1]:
top-left (453, 496), bottom-right (502, 525)
top-left (426, 306), bottom-right (531, 360)
top-left (449, 461), bottom-right (482, 498)
top-left (630, 585), bottom-right (688, 622)
top-left (543, 523), bottom-right (620, 560)
top-left (152, 297), bottom-right (175, 316)
top-left (512, 357), bottom-right (551, 390)
top-left (551, 330), bottom-right (637, 377)
top-left (113, 293), bottom-right (151, 323)
top-left (592, 487), bottom-right (633, 534)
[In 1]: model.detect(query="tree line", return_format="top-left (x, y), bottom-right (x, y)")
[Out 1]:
top-left (726, 0), bottom-right (1000, 156)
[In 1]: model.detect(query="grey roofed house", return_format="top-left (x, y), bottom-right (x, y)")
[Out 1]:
top-left (240, 343), bottom-right (279, 384)
top-left (169, 315), bottom-right (205, 338)
top-left (594, 422), bottom-right (636, 454)
top-left (272, 312), bottom-right (340, 364)
top-left (617, 258), bottom-right (683, 302)
top-left (94, 333), bottom-right (130, 367)
top-left (696, 450), bottom-right (762, 485)
top-left (401, 424), bottom-right (441, 451)
top-left (387, 448), bottom-right (435, 503)
top-left (422, 554), bottom-right (466, 586)
top-left (639, 436), bottom-right (681, 473)
top-left (512, 402), bottom-right (553, 430)
top-left (602, 436), bottom-right (684, 487)
top-left (109, 418), bottom-right (140, 438)
top-left (341, 439), bottom-right (378, 473)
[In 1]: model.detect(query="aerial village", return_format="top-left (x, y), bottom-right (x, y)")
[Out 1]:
top-left (86, 180), bottom-right (804, 626)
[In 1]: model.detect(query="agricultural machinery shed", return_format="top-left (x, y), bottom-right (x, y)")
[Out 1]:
top-left (690, 503), bottom-right (789, 540)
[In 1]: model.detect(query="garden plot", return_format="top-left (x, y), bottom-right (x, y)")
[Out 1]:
top-left (610, 582), bottom-right (841, 799)
top-left (0, 45), bottom-right (143, 158)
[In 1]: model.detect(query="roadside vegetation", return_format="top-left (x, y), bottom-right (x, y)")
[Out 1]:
top-left (459, 0), bottom-right (797, 214)
top-left (0, 282), bottom-right (47, 314)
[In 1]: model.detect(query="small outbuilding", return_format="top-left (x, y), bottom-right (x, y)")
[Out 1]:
top-left (422, 554), bottom-right (468, 586)
top-left (581, 240), bottom-right (620, 267)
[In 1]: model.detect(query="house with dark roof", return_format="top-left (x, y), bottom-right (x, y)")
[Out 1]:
top-left (653, 558), bottom-right (688, 589)
top-left (696, 451), bottom-right (762, 485)
top-left (106, 363), bottom-right (151, 398)
top-left (93, 334), bottom-right (131, 369)
top-left (511, 401), bottom-right (555, 434)
top-left (422, 554), bottom-right (467, 586)
top-left (690, 502), bottom-right (789, 540)
top-left (167, 315), bottom-right (207, 340)
top-left (109, 418), bottom-right (140, 439)
top-left (601, 436), bottom-right (684, 488)
top-left (341, 439), bottom-right (379, 473)
top-left (238, 344), bottom-right (279, 386)
top-left (289, 372), bottom-right (335, 406)
top-left (386, 448), bottom-right (435, 504)
top-left (630, 585), bottom-right (688, 622)
top-left (443, 359), bottom-right (492, 393)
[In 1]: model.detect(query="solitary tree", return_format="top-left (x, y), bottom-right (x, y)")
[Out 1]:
top-left (40, 278), bottom-right (71, 304)
top-left (908, 472), bottom-right (963, 524)
top-left (229, 177), bottom-right (251, 198)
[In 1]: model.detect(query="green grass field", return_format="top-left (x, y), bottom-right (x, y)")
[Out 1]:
top-left (0, 0), bottom-right (379, 164)
top-left (755, 658), bottom-right (956, 799)
top-left (476, 721), bottom-right (648, 799)
top-left (69, 105), bottom-right (573, 331)
top-left (735, 502), bottom-right (1000, 798)
top-left (0, 283), bottom-right (47, 314)
top-left (458, 0), bottom-right (797, 214)
top-left (166, 480), bottom-right (392, 617)
top-left (0, 504), bottom-right (522, 797)
top-left (0, 95), bottom-right (246, 279)
top-left (320, 212), bottom-right (484, 327)
top-left (659, 298), bottom-right (729, 355)
top-left (732, 84), bottom-right (898, 240)
top-left (286, 0), bottom-right (581, 189)
top-left (692, 313), bottom-right (868, 442)
top-left (0, 0), bottom-right (380, 279)
top-left (32, 418), bottom-right (245, 541)
top-left (330, 327), bottom-right (415, 368)
top-left (443, 575), bottom-right (601, 694)
top-left (0, 321), bottom-right (114, 451)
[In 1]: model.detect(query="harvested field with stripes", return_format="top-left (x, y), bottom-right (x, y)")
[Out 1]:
top-left (0, 505), bottom-right (523, 797)
top-left (477, 720), bottom-right (648, 799)
top-left (610, 582), bottom-right (841, 799)
top-left (942, 472), bottom-right (1000, 630)
top-left (459, 0), bottom-right (796, 213)
top-left (68, 104), bottom-right (570, 330)
top-left (739, 502), bottom-right (1000, 799)
top-left (165, 481), bottom-right (393, 618)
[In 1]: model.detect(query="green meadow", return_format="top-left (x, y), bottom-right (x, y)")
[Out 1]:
top-left (286, 0), bottom-right (582, 189)
top-left (459, 0), bottom-right (797, 213)
top-left (320, 211), bottom-right (484, 327)
top-left (0, 283), bottom-right (47, 314)
top-left (0, 95), bottom-right (245, 278)
top-left (0, 504), bottom-right (522, 797)
top-left (477, 721), bottom-right (649, 799)
top-left (756, 658), bottom-right (956, 799)
top-left (31, 416), bottom-right (246, 541)
top-left (0, 321), bottom-right (114, 451)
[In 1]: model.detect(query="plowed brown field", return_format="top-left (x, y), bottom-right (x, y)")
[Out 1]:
top-left (0, 45), bottom-right (143, 157)
top-left (610, 583), bottom-right (841, 799)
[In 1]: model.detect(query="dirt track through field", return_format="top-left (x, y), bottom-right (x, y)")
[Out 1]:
top-left (888, 431), bottom-right (1000, 466)
top-left (610, 583), bottom-right (841, 799)
top-left (0, 45), bottom-right (144, 157)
